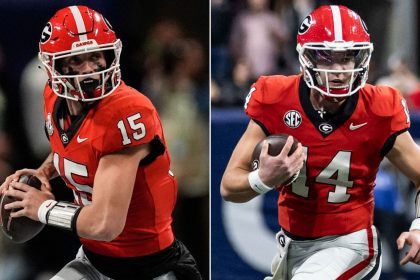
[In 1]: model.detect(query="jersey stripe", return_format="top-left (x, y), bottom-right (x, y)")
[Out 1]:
top-left (331, 5), bottom-right (343, 41)
top-left (69, 6), bottom-right (88, 41)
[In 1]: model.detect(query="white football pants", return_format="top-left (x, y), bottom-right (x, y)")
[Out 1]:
top-left (266, 226), bottom-right (382, 280)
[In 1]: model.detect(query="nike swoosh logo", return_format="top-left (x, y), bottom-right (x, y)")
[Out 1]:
top-left (77, 135), bottom-right (88, 143)
top-left (349, 122), bottom-right (368, 130)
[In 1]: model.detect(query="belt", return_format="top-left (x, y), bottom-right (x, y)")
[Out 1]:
top-left (282, 229), bottom-right (323, 241)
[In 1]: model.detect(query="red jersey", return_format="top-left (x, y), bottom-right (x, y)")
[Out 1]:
top-left (43, 82), bottom-right (177, 257)
top-left (245, 75), bottom-right (410, 237)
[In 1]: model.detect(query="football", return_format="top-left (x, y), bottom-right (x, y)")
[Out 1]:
top-left (0, 175), bottom-right (45, 243)
top-left (251, 134), bottom-right (300, 186)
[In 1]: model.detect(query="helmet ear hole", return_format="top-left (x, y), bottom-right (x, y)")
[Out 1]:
top-left (54, 58), bottom-right (65, 74)
top-left (104, 50), bottom-right (115, 67)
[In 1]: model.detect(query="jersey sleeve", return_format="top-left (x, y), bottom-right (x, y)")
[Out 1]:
top-left (372, 86), bottom-right (411, 156)
top-left (244, 76), bottom-right (266, 123)
top-left (373, 85), bottom-right (411, 133)
top-left (96, 99), bottom-right (158, 156)
top-left (244, 75), bottom-right (296, 134)
top-left (390, 88), bottom-right (411, 133)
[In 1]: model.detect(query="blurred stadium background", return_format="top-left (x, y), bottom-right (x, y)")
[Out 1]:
top-left (212, 0), bottom-right (420, 279)
top-left (0, 1), bottom-right (209, 279)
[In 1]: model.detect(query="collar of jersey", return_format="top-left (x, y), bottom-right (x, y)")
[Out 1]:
top-left (298, 76), bottom-right (359, 138)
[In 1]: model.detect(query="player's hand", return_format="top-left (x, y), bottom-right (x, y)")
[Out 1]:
top-left (3, 179), bottom-right (55, 221)
top-left (0, 169), bottom-right (52, 196)
top-left (397, 230), bottom-right (420, 265)
top-left (258, 136), bottom-right (304, 186)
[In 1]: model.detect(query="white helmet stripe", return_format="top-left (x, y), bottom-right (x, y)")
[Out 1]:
top-left (331, 5), bottom-right (343, 41)
top-left (69, 6), bottom-right (88, 41)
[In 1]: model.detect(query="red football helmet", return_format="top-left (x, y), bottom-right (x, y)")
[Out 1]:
top-left (296, 5), bottom-right (373, 98)
top-left (39, 5), bottom-right (122, 102)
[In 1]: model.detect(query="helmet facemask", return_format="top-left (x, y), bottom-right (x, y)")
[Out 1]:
top-left (39, 39), bottom-right (122, 102)
top-left (298, 42), bottom-right (373, 98)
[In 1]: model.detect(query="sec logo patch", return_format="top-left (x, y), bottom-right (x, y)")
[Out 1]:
top-left (284, 110), bottom-right (302, 128)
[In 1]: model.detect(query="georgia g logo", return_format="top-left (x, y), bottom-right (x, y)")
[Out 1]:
top-left (319, 123), bottom-right (333, 134)
top-left (298, 15), bottom-right (312, 35)
top-left (40, 22), bottom-right (52, 44)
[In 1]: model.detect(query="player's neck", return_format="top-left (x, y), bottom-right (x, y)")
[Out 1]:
top-left (66, 99), bottom-right (83, 116)
top-left (309, 90), bottom-right (346, 116)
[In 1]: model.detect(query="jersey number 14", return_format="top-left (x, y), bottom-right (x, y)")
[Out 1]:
top-left (292, 147), bottom-right (354, 203)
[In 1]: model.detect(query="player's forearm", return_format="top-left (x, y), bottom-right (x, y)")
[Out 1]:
top-left (387, 132), bottom-right (420, 187)
top-left (37, 197), bottom-right (125, 241)
top-left (75, 204), bottom-right (125, 241)
top-left (37, 152), bottom-right (59, 180)
top-left (220, 169), bottom-right (260, 203)
top-left (74, 148), bottom-right (143, 241)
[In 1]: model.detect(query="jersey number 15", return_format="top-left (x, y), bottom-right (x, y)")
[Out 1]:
top-left (117, 113), bottom-right (146, 145)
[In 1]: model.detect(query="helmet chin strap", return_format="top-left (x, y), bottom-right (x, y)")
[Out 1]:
top-left (317, 86), bottom-right (348, 103)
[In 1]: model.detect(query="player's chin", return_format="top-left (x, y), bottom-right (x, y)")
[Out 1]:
top-left (328, 97), bottom-right (347, 103)
top-left (319, 92), bottom-right (346, 103)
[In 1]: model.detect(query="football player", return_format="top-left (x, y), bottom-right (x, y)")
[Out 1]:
top-left (0, 5), bottom-right (201, 280)
top-left (221, 5), bottom-right (420, 279)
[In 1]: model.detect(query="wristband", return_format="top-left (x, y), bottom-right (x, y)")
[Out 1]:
top-left (47, 201), bottom-right (82, 232)
top-left (38, 200), bottom-right (82, 232)
top-left (248, 169), bottom-right (273, 194)
top-left (410, 192), bottom-right (420, 231)
top-left (38, 199), bottom-right (58, 224)
top-left (410, 218), bottom-right (420, 231)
